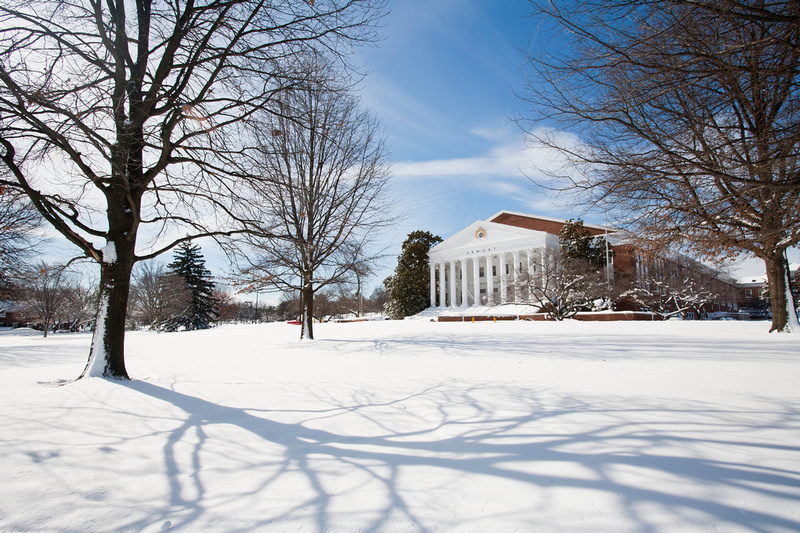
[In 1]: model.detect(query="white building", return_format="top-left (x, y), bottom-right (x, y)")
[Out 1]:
top-left (427, 210), bottom-right (615, 308)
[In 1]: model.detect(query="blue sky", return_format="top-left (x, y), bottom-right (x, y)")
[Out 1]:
top-left (354, 0), bottom-right (573, 290)
top-left (351, 0), bottom-right (792, 293)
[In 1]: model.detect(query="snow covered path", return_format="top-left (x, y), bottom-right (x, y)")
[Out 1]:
top-left (1, 320), bottom-right (798, 532)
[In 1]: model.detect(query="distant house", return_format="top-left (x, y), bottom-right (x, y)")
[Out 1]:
top-left (736, 263), bottom-right (800, 319)
top-left (0, 301), bottom-right (29, 328)
top-left (736, 276), bottom-right (767, 314)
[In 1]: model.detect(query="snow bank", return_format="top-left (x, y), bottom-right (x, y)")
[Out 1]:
top-left (1, 320), bottom-right (798, 532)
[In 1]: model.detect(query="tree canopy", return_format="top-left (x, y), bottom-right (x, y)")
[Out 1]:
top-left (523, 0), bottom-right (800, 332)
top-left (167, 243), bottom-right (218, 331)
top-left (385, 231), bottom-right (442, 319)
top-left (559, 219), bottom-right (611, 271)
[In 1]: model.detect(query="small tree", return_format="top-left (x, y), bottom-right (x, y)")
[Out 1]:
top-left (213, 289), bottom-right (240, 325)
top-left (19, 262), bottom-right (69, 337)
top-left (167, 243), bottom-right (218, 331)
top-left (385, 231), bottom-right (443, 319)
top-left (61, 283), bottom-right (98, 332)
top-left (129, 262), bottom-right (191, 331)
top-left (366, 286), bottom-right (390, 315)
top-left (276, 292), bottom-right (302, 322)
top-left (621, 276), bottom-right (714, 319)
top-left (619, 254), bottom-right (732, 319)
top-left (514, 247), bottom-right (608, 320)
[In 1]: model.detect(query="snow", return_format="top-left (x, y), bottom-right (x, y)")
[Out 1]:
top-left (100, 241), bottom-right (117, 264)
top-left (1, 320), bottom-right (798, 532)
top-left (783, 275), bottom-right (800, 333)
top-left (83, 293), bottom-right (109, 377)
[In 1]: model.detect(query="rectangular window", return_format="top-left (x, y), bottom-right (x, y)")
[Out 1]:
top-left (479, 267), bottom-right (485, 278)
top-left (744, 288), bottom-right (753, 299)
top-left (506, 264), bottom-right (510, 275)
top-left (492, 265), bottom-right (497, 276)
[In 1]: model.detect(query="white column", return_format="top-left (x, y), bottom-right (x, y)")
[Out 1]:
top-left (526, 250), bottom-right (535, 301)
top-left (449, 260), bottom-right (457, 307)
top-left (499, 253), bottom-right (508, 304)
top-left (541, 250), bottom-right (547, 289)
top-left (460, 258), bottom-right (468, 307)
top-left (472, 256), bottom-right (481, 306)
top-left (438, 261), bottom-right (446, 308)
top-left (513, 251), bottom-right (521, 303)
top-left (430, 262), bottom-right (436, 308)
top-left (486, 255), bottom-right (494, 305)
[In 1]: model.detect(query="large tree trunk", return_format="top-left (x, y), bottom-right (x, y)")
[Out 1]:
top-left (301, 275), bottom-right (314, 340)
top-left (764, 253), bottom-right (799, 333)
top-left (79, 239), bottom-right (135, 380)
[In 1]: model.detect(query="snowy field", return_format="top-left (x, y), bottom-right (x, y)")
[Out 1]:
top-left (1, 319), bottom-right (798, 533)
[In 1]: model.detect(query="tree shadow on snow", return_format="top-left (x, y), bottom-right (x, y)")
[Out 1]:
top-left (120, 380), bottom-right (800, 532)
top-left (318, 327), bottom-right (793, 363)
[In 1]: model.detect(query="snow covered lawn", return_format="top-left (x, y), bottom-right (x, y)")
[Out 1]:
top-left (1, 320), bottom-right (798, 532)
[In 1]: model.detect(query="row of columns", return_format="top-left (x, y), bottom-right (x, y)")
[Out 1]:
top-left (429, 250), bottom-right (541, 308)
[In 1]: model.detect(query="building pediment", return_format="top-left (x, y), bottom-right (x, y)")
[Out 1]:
top-left (429, 220), bottom-right (554, 260)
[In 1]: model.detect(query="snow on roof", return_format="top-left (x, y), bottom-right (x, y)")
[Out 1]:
top-left (738, 275), bottom-right (767, 285)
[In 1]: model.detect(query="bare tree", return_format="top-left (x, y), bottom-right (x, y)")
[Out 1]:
top-left (213, 288), bottom-right (240, 325)
top-left (0, 1), bottom-right (385, 378)
top-left (0, 177), bottom-right (41, 297)
top-left (129, 261), bottom-right (191, 332)
top-left (513, 247), bottom-right (610, 321)
top-left (19, 262), bottom-right (70, 337)
top-left (619, 255), bottom-right (732, 319)
top-left (233, 66), bottom-right (392, 340)
top-left (522, 0), bottom-right (800, 332)
top-left (61, 282), bottom-right (98, 332)
top-left (328, 260), bottom-right (373, 317)
top-left (366, 286), bottom-right (390, 316)
top-left (276, 291), bottom-right (302, 322)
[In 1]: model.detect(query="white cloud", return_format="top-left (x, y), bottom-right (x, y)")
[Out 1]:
top-left (469, 126), bottom-right (504, 140)
top-left (358, 73), bottom-right (454, 142)
top-left (487, 180), bottom-right (525, 197)
top-left (392, 135), bottom-right (573, 180)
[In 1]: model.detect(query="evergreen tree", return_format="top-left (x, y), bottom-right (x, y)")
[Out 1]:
top-left (386, 231), bottom-right (442, 319)
top-left (559, 219), bottom-right (612, 270)
top-left (167, 243), bottom-right (219, 331)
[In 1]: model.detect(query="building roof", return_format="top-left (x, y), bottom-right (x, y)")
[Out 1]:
top-left (487, 210), bottom-right (614, 237)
